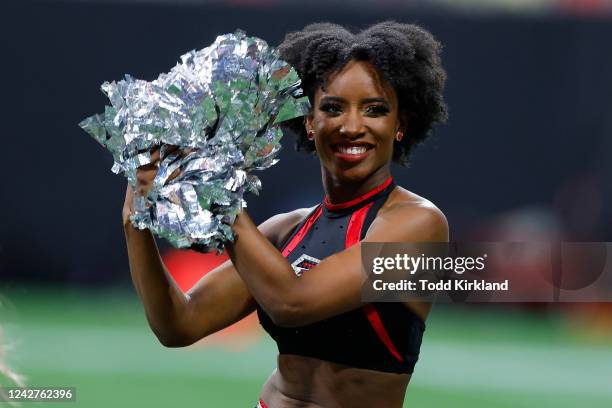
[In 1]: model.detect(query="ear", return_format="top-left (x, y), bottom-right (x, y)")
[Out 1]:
top-left (397, 112), bottom-right (408, 134)
top-left (305, 113), bottom-right (314, 133)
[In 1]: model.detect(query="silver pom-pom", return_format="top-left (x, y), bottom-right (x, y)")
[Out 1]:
top-left (80, 30), bottom-right (310, 251)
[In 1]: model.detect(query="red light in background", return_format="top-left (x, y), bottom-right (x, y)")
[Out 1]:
top-left (163, 249), bottom-right (228, 293)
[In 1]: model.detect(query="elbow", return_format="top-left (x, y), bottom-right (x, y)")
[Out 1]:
top-left (268, 302), bottom-right (306, 328)
top-left (263, 286), bottom-right (310, 327)
top-left (157, 334), bottom-right (190, 348)
top-left (152, 327), bottom-right (197, 348)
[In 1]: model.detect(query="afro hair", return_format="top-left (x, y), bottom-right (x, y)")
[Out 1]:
top-left (278, 21), bottom-right (448, 165)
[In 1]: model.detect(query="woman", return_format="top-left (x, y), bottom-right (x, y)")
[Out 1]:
top-left (124, 21), bottom-right (448, 408)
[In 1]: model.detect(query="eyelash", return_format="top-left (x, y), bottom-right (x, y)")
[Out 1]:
top-left (320, 103), bottom-right (342, 114)
top-left (365, 105), bottom-right (390, 115)
top-left (319, 104), bottom-right (390, 116)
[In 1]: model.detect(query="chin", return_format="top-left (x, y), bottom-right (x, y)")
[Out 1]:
top-left (329, 165), bottom-right (377, 184)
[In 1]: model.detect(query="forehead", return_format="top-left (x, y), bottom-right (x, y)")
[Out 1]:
top-left (318, 60), bottom-right (397, 103)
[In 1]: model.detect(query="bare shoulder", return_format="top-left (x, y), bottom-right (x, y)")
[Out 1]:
top-left (367, 186), bottom-right (448, 242)
top-left (258, 206), bottom-right (317, 248)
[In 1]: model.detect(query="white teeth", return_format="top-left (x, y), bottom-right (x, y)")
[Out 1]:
top-left (338, 146), bottom-right (367, 155)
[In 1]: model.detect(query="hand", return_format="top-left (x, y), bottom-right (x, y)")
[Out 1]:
top-left (122, 148), bottom-right (161, 227)
top-left (136, 148), bottom-right (161, 197)
top-left (122, 146), bottom-right (187, 226)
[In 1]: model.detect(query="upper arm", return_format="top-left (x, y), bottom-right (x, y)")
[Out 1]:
top-left (366, 201), bottom-right (449, 243)
top-left (177, 208), bottom-right (312, 343)
top-left (276, 202), bottom-right (448, 327)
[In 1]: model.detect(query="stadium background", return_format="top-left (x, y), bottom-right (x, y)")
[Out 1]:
top-left (2, 0), bottom-right (612, 406)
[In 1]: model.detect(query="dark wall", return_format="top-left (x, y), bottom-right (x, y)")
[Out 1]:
top-left (2, 2), bottom-right (611, 284)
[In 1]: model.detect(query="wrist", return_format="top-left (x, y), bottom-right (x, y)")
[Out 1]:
top-left (123, 184), bottom-right (136, 228)
top-left (231, 210), bottom-right (252, 231)
top-left (122, 208), bottom-right (134, 230)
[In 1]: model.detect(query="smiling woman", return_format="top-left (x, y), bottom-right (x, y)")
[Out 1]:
top-left (123, 21), bottom-right (449, 408)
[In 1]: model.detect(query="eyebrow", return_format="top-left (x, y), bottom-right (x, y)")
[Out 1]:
top-left (319, 96), bottom-right (391, 106)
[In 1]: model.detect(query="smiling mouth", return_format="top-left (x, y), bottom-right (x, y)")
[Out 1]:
top-left (331, 142), bottom-right (375, 162)
top-left (333, 143), bottom-right (374, 155)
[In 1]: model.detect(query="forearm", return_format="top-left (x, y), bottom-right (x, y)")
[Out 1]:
top-left (124, 222), bottom-right (190, 345)
top-left (224, 211), bottom-right (297, 321)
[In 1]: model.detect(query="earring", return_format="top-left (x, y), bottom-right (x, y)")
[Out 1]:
top-left (395, 131), bottom-right (404, 142)
top-left (307, 130), bottom-right (315, 141)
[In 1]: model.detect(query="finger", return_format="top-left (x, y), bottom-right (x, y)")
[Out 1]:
top-left (138, 162), bottom-right (159, 172)
top-left (165, 145), bottom-right (180, 154)
top-left (150, 147), bottom-right (161, 163)
top-left (168, 167), bottom-right (182, 182)
top-left (136, 166), bottom-right (158, 185)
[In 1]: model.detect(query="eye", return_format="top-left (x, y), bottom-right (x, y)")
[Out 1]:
top-left (365, 105), bottom-right (390, 116)
top-left (319, 103), bottom-right (342, 115)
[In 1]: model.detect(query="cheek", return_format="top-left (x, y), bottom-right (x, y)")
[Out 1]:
top-left (313, 116), bottom-right (338, 133)
top-left (380, 138), bottom-right (396, 159)
top-left (369, 122), bottom-right (397, 148)
top-left (312, 120), bottom-right (338, 150)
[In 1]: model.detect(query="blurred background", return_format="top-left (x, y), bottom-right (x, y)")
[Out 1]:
top-left (2, 0), bottom-right (612, 406)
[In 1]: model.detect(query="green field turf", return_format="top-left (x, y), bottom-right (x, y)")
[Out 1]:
top-left (1, 286), bottom-right (611, 407)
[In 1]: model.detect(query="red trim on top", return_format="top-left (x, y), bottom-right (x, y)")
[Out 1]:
top-left (324, 176), bottom-right (393, 211)
top-left (281, 205), bottom-right (323, 257)
top-left (363, 304), bottom-right (405, 363)
top-left (343, 201), bottom-right (405, 364)
top-left (258, 398), bottom-right (268, 408)
top-left (344, 203), bottom-right (374, 248)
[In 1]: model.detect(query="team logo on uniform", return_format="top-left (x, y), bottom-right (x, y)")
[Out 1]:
top-left (291, 254), bottom-right (321, 277)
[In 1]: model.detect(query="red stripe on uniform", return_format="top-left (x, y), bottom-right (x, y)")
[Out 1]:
top-left (344, 201), bottom-right (405, 364)
top-left (363, 304), bottom-right (405, 363)
top-left (324, 176), bottom-right (393, 211)
top-left (258, 398), bottom-right (268, 408)
top-left (281, 205), bottom-right (323, 257)
top-left (344, 203), bottom-right (374, 248)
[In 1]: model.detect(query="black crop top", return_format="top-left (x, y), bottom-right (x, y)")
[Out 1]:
top-left (256, 177), bottom-right (426, 374)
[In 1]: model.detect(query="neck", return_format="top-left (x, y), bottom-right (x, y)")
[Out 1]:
top-left (321, 165), bottom-right (392, 205)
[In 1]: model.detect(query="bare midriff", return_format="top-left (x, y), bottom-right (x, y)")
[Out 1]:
top-left (259, 354), bottom-right (411, 408)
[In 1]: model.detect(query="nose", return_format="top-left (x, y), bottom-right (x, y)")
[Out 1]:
top-left (339, 109), bottom-right (365, 139)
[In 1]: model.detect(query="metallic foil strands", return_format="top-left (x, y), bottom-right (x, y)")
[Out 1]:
top-left (80, 30), bottom-right (310, 251)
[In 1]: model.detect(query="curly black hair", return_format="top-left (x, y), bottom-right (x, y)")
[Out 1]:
top-left (278, 21), bottom-right (447, 165)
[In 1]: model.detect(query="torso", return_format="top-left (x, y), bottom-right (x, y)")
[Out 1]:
top-left (261, 355), bottom-right (410, 408)
top-left (258, 183), bottom-right (436, 408)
